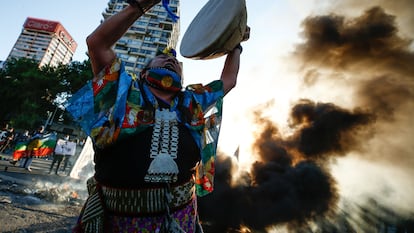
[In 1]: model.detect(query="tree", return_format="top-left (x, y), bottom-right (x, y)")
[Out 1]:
top-left (0, 58), bottom-right (92, 130)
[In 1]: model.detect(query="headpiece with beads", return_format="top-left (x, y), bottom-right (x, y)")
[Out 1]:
top-left (143, 47), bottom-right (182, 92)
top-left (157, 47), bottom-right (177, 57)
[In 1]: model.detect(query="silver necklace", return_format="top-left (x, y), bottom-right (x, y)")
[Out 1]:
top-left (144, 108), bottom-right (180, 183)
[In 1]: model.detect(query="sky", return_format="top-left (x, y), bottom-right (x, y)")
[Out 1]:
top-left (2, 0), bottom-right (414, 232)
top-left (0, 0), bottom-right (309, 156)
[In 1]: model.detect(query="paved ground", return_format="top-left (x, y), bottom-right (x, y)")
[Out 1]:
top-left (0, 153), bottom-right (86, 233)
top-left (0, 152), bottom-right (88, 198)
top-left (2, 155), bottom-right (53, 173)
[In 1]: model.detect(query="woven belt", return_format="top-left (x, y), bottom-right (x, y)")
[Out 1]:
top-left (101, 181), bottom-right (195, 215)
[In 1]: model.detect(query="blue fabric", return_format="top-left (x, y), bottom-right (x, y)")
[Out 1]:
top-left (162, 0), bottom-right (179, 22)
top-left (65, 82), bottom-right (95, 135)
top-left (111, 67), bottom-right (132, 128)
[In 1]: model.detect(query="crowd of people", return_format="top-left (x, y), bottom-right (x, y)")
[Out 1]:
top-left (1, 123), bottom-right (82, 175)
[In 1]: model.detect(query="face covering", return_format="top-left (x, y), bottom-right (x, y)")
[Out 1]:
top-left (144, 67), bottom-right (182, 92)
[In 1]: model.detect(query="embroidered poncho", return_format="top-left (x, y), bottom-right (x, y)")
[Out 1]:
top-left (66, 59), bottom-right (224, 196)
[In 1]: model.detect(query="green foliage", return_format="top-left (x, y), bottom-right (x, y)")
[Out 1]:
top-left (0, 58), bottom-right (92, 129)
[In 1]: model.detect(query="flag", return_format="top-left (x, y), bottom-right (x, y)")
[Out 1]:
top-left (12, 141), bottom-right (29, 160)
top-left (29, 133), bottom-right (58, 157)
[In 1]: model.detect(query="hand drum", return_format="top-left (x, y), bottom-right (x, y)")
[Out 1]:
top-left (180, 0), bottom-right (247, 60)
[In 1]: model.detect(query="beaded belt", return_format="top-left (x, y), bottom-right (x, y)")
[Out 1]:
top-left (101, 181), bottom-right (195, 215)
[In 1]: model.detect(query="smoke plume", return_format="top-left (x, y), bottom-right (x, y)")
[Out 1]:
top-left (199, 3), bottom-right (414, 232)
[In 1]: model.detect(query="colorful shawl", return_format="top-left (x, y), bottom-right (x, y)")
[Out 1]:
top-left (66, 59), bottom-right (224, 196)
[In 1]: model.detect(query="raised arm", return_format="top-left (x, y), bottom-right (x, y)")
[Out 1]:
top-left (220, 26), bottom-right (250, 95)
top-left (86, 0), bottom-right (161, 78)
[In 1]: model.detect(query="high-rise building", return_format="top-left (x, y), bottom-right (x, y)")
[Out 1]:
top-left (103, 0), bottom-right (180, 73)
top-left (7, 17), bottom-right (77, 67)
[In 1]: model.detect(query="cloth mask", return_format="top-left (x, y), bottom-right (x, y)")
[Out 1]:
top-left (145, 68), bottom-right (182, 92)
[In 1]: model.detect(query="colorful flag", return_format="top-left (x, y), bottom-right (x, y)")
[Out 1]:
top-left (29, 133), bottom-right (58, 157)
top-left (12, 141), bottom-right (29, 160)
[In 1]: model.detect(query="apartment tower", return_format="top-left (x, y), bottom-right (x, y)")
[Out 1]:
top-left (103, 0), bottom-right (180, 73)
top-left (7, 17), bottom-right (77, 67)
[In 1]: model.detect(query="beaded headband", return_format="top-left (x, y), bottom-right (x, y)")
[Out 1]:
top-left (156, 47), bottom-right (177, 57)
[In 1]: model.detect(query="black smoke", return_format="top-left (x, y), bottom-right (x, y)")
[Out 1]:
top-left (199, 4), bottom-right (414, 233)
top-left (297, 6), bottom-right (414, 121)
top-left (296, 5), bottom-right (414, 166)
top-left (198, 100), bottom-right (374, 232)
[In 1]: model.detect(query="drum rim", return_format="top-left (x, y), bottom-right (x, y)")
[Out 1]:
top-left (180, 0), bottom-right (247, 59)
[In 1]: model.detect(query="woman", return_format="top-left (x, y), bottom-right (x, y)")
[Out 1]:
top-left (68, 0), bottom-right (249, 232)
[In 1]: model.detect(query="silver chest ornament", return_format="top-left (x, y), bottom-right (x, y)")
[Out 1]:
top-left (145, 108), bottom-right (180, 183)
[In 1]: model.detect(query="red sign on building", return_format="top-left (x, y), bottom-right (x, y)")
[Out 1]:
top-left (24, 17), bottom-right (77, 52)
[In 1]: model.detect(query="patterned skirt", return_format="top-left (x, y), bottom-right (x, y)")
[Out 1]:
top-left (107, 199), bottom-right (197, 233)
top-left (73, 199), bottom-right (197, 233)
top-left (72, 178), bottom-right (199, 233)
